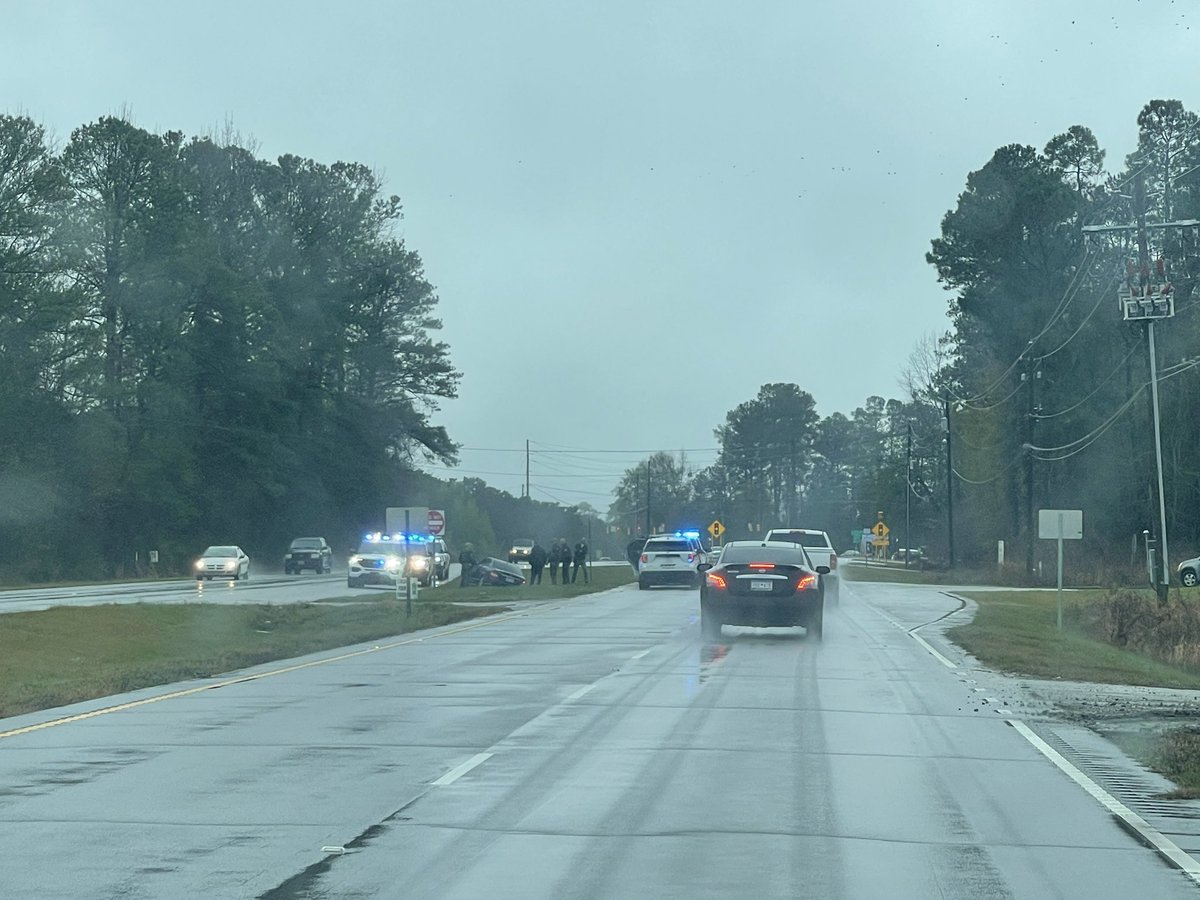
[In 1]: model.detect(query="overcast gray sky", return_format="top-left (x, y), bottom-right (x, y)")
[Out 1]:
top-left (4, 1), bottom-right (1197, 504)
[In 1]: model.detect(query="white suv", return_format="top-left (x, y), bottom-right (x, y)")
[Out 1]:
top-left (763, 528), bottom-right (839, 602)
top-left (638, 533), bottom-right (705, 589)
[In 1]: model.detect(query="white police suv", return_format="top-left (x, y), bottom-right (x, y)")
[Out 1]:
top-left (347, 533), bottom-right (436, 588)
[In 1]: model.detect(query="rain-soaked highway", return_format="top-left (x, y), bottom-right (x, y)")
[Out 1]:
top-left (2, 578), bottom-right (1198, 899)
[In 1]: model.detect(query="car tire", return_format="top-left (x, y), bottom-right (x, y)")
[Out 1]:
top-left (1183, 569), bottom-right (1199, 587)
top-left (243, 567), bottom-right (249, 581)
top-left (348, 576), bottom-right (360, 588)
top-left (700, 606), bottom-right (722, 642)
top-left (807, 604), bottom-right (824, 641)
top-left (638, 577), bottom-right (648, 591)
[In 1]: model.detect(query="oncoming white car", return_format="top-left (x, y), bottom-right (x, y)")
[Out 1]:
top-left (195, 545), bottom-right (250, 581)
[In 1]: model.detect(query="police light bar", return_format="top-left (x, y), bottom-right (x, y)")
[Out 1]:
top-left (675, 530), bottom-right (701, 539)
top-left (363, 532), bottom-right (432, 544)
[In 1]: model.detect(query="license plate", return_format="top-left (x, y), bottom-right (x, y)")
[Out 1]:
top-left (750, 580), bottom-right (773, 591)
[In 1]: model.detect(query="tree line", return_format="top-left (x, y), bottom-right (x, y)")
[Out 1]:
top-left (0, 114), bottom-right (459, 580)
top-left (608, 100), bottom-right (1200, 580)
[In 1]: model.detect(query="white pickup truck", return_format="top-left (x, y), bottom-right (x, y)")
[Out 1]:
top-left (764, 528), bottom-right (840, 603)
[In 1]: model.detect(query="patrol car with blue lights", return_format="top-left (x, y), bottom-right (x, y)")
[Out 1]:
top-left (347, 533), bottom-right (437, 589)
top-left (637, 530), bottom-right (708, 589)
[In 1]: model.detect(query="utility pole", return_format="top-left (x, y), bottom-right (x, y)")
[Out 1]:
top-left (645, 460), bottom-right (652, 535)
top-left (1022, 341), bottom-right (1040, 579)
top-left (1134, 172), bottom-right (1170, 602)
top-left (944, 394), bottom-right (955, 569)
top-left (904, 421), bottom-right (912, 569)
top-left (525, 439), bottom-right (530, 499)
top-left (1081, 174), bottom-right (1198, 602)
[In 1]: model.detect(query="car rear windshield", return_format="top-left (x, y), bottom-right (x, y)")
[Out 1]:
top-left (720, 546), bottom-right (808, 566)
top-left (645, 540), bottom-right (691, 552)
top-left (768, 531), bottom-right (831, 548)
top-left (290, 539), bottom-right (324, 549)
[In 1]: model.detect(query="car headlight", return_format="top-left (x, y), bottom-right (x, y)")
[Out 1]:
top-left (195, 560), bottom-right (204, 569)
top-left (224, 561), bottom-right (236, 570)
top-left (349, 556), bottom-right (362, 566)
top-left (385, 557), bottom-right (401, 571)
top-left (410, 557), bottom-right (428, 570)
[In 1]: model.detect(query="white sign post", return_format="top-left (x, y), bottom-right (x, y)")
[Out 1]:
top-left (1039, 509), bottom-right (1084, 631)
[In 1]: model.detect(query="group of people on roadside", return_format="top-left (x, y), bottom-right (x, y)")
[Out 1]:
top-left (456, 538), bottom-right (589, 587)
top-left (529, 538), bottom-right (588, 585)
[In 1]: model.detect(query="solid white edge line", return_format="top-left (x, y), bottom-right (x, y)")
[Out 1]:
top-left (565, 683), bottom-right (598, 702)
top-left (430, 752), bottom-right (494, 786)
top-left (1007, 719), bottom-right (1200, 884)
top-left (910, 632), bottom-right (957, 669)
top-left (630, 649), bottom-right (651, 660)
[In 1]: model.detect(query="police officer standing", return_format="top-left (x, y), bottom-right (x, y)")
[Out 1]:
top-left (547, 540), bottom-right (561, 584)
top-left (457, 542), bottom-right (477, 588)
top-left (572, 538), bottom-right (589, 583)
top-left (557, 538), bottom-right (571, 584)
top-left (529, 540), bottom-right (548, 584)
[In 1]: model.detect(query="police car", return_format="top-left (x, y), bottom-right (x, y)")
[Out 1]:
top-left (637, 530), bottom-right (708, 589)
top-left (347, 533), bottom-right (437, 588)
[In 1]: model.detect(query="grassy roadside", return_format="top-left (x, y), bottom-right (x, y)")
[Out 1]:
top-left (945, 588), bottom-right (1200, 799)
top-left (0, 600), bottom-right (503, 720)
top-left (950, 590), bottom-right (1200, 689)
top-left (841, 563), bottom-right (945, 585)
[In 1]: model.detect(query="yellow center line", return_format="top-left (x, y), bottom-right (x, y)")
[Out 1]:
top-left (0, 605), bottom-right (555, 742)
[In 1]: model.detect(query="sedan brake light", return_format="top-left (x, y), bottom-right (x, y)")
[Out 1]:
top-left (796, 573), bottom-right (817, 591)
top-left (705, 572), bottom-right (727, 590)
top-left (748, 562), bottom-right (773, 569)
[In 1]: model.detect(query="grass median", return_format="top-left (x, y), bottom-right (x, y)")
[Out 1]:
top-left (423, 563), bottom-right (633, 603)
top-left (949, 589), bottom-right (1200, 689)
top-left (0, 599), bottom-right (504, 720)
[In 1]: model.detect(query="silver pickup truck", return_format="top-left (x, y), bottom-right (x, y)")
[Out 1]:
top-left (763, 528), bottom-right (840, 603)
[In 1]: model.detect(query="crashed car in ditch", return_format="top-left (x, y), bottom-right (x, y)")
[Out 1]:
top-left (461, 557), bottom-right (527, 586)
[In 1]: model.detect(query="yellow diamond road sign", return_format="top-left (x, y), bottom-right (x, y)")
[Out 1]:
top-left (871, 521), bottom-right (890, 538)
top-left (707, 520), bottom-right (725, 540)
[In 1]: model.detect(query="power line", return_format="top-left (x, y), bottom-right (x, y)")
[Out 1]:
top-left (1033, 345), bottom-right (1137, 420)
top-left (1035, 272), bottom-right (1120, 361)
top-left (947, 245), bottom-right (1096, 409)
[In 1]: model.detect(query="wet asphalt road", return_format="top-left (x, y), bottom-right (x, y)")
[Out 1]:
top-left (2, 579), bottom-right (1198, 899)
top-left (0, 572), bottom-right (362, 614)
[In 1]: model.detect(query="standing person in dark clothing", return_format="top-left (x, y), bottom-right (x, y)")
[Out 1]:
top-left (457, 543), bottom-right (477, 587)
top-left (557, 539), bottom-right (571, 583)
top-left (529, 540), bottom-right (548, 584)
top-left (547, 540), bottom-right (561, 584)
top-left (626, 536), bottom-right (646, 572)
top-left (572, 539), bottom-right (589, 583)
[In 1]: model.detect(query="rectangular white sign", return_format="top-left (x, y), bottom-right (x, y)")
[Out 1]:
top-left (386, 506), bottom-right (429, 534)
top-left (1038, 509), bottom-right (1083, 540)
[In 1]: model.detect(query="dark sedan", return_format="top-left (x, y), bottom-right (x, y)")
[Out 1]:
top-left (461, 556), bottom-right (527, 586)
top-left (698, 540), bottom-right (829, 641)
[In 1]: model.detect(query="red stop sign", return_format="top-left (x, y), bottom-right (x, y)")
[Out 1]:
top-left (427, 509), bottom-right (445, 535)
